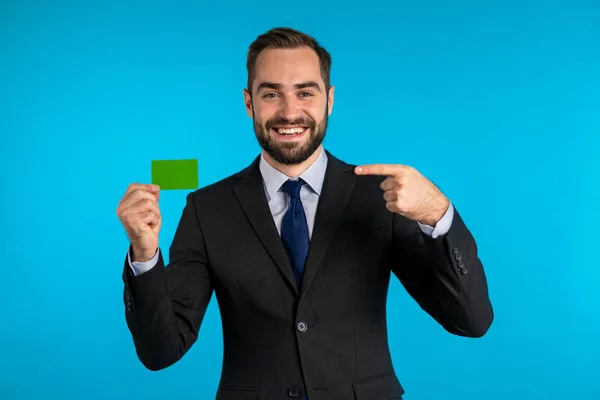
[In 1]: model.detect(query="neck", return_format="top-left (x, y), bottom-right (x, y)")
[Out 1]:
top-left (262, 146), bottom-right (323, 178)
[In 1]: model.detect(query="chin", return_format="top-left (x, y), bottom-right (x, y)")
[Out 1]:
top-left (256, 126), bottom-right (325, 166)
top-left (269, 150), bottom-right (310, 165)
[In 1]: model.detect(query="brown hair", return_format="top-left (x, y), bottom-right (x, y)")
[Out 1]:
top-left (246, 27), bottom-right (332, 95)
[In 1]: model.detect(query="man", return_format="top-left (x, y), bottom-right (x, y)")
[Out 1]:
top-left (116, 27), bottom-right (493, 400)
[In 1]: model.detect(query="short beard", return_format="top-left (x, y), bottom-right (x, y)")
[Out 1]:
top-left (252, 102), bottom-right (328, 166)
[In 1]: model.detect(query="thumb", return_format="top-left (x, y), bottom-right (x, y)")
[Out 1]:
top-left (147, 184), bottom-right (160, 200)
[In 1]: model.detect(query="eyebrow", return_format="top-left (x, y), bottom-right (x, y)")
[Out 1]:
top-left (256, 81), bottom-right (322, 92)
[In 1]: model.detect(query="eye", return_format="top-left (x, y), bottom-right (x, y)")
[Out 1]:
top-left (263, 92), bottom-right (279, 98)
top-left (299, 92), bottom-right (313, 97)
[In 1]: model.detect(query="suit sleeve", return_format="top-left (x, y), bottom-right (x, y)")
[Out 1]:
top-left (390, 205), bottom-right (493, 337)
top-left (122, 191), bottom-right (214, 370)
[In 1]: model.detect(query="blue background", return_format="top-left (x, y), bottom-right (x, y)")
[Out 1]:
top-left (1, 0), bottom-right (599, 399)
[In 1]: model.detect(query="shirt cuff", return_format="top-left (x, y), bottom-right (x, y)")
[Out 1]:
top-left (418, 202), bottom-right (454, 239)
top-left (127, 247), bottom-right (159, 276)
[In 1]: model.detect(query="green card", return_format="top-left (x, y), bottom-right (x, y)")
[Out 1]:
top-left (151, 159), bottom-right (198, 190)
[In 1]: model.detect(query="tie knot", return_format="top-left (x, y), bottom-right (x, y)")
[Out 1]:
top-left (283, 179), bottom-right (305, 199)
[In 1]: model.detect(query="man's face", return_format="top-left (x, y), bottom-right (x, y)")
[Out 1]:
top-left (244, 46), bottom-right (334, 165)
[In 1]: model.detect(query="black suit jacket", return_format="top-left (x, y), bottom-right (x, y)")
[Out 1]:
top-left (122, 150), bottom-right (493, 400)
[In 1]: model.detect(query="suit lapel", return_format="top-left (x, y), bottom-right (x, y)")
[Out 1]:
top-left (233, 156), bottom-right (299, 295)
top-left (300, 151), bottom-right (355, 295)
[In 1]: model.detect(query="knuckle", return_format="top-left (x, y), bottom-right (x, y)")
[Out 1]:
top-left (123, 214), bottom-right (135, 227)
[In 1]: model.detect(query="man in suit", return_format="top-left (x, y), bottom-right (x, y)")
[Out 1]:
top-left (116, 27), bottom-right (493, 400)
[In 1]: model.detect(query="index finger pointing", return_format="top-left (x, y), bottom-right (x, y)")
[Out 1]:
top-left (355, 164), bottom-right (404, 176)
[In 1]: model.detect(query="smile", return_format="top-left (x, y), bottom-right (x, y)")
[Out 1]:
top-left (272, 126), bottom-right (308, 136)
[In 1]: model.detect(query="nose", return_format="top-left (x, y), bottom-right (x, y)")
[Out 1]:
top-left (280, 96), bottom-right (302, 122)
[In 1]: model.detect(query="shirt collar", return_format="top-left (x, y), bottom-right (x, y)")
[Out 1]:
top-left (259, 147), bottom-right (328, 201)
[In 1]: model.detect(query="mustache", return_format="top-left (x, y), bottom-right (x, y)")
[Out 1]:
top-left (265, 116), bottom-right (315, 130)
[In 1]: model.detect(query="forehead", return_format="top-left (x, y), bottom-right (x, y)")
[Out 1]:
top-left (253, 47), bottom-right (323, 91)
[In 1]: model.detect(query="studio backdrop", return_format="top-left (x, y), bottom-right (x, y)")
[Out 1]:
top-left (1, 1), bottom-right (598, 399)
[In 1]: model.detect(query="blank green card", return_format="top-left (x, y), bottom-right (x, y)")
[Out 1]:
top-left (151, 159), bottom-right (198, 190)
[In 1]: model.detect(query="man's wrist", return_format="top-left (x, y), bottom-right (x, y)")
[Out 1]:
top-left (131, 246), bottom-right (157, 262)
top-left (419, 197), bottom-right (450, 227)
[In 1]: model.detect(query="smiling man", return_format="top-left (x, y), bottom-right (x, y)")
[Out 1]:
top-left (117, 27), bottom-right (493, 400)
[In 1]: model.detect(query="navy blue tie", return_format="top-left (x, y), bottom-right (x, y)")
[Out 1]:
top-left (281, 179), bottom-right (309, 288)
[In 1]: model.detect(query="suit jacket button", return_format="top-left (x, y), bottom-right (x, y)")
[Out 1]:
top-left (288, 387), bottom-right (300, 397)
top-left (458, 260), bottom-right (465, 268)
top-left (455, 253), bottom-right (462, 261)
top-left (453, 246), bottom-right (460, 255)
top-left (296, 321), bottom-right (307, 332)
top-left (460, 267), bottom-right (468, 275)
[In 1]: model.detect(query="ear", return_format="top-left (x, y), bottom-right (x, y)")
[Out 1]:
top-left (243, 88), bottom-right (253, 118)
top-left (327, 85), bottom-right (335, 116)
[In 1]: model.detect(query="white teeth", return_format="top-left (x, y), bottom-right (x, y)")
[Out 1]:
top-left (276, 127), bottom-right (306, 135)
